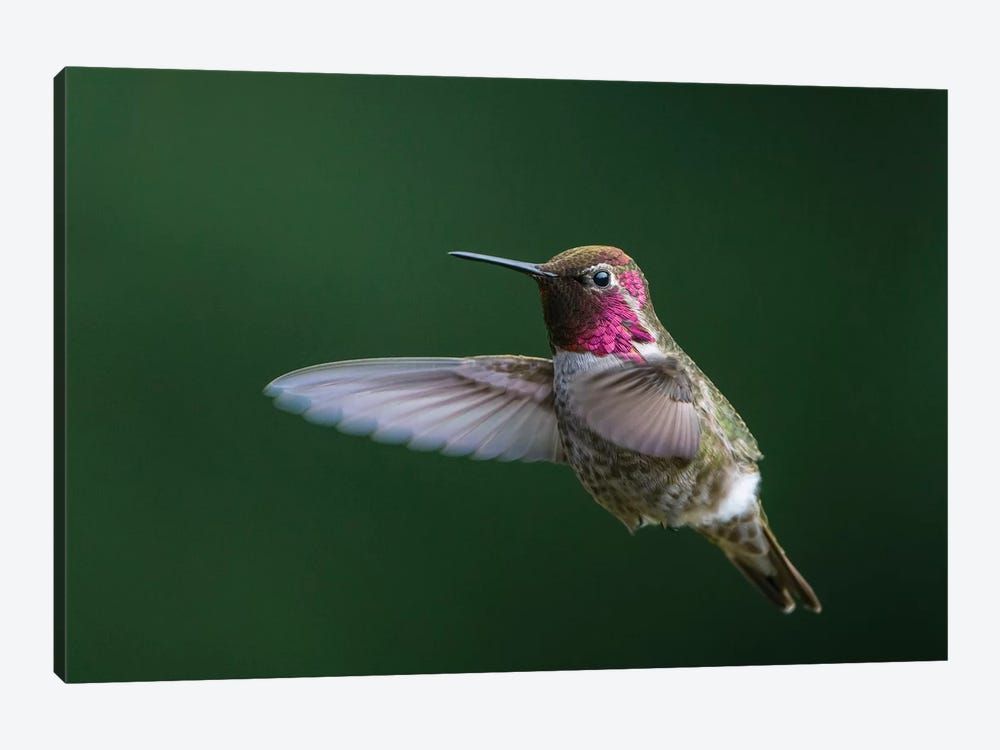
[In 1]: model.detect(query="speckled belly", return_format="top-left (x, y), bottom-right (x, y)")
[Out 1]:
top-left (553, 356), bottom-right (690, 529)
top-left (551, 349), bottom-right (745, 532)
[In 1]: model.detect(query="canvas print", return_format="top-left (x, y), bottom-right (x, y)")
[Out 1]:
top-left (54, 67), bottom-right (946, 682)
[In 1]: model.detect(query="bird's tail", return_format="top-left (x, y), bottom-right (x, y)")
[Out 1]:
top-left (698, 512), bottom-right (821, 614)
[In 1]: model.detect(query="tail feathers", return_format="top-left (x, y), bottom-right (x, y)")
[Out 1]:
top-left (705, 518), bottom-right (822, 614)
top-left (759, 524), bottom-right (822, 613)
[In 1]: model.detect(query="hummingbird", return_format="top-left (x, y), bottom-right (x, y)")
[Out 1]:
top-left (265, 245), bottom-right (821, 613)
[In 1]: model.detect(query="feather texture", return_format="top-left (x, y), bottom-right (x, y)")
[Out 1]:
top-left (264, 356), bottom-right (564, 463)
top-left (568, 357), bottom-right (701, 460)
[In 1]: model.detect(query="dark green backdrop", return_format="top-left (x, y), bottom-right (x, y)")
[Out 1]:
top-left (55, 67), bottom-right (946, 683)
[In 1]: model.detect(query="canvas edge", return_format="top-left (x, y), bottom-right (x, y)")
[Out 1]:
top-left (54, 67), bottom-right (68, 683)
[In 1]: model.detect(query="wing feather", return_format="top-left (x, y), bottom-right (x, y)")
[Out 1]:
top-left (265, 356), bottom-right (564, 464)
top-left (569, 358), bottom-right (701, 460)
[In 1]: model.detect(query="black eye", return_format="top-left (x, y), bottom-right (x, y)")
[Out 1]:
top-left (593, 271), bottom-right (611, 287)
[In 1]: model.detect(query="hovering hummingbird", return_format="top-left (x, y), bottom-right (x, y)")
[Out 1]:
top-left (265, 246), bottom-right (821, 613)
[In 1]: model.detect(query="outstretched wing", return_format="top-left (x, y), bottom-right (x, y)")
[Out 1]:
top-left (264, 356), bottom-right (564, 463)
top-left (568, 357), bottom-right (701, 460)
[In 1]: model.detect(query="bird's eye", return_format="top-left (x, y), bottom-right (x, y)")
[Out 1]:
top-left (593, 271), bottom-right (612, 287)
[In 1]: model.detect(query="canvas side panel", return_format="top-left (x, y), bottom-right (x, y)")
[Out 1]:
top-left (54, 68), bottom-right (67, 682)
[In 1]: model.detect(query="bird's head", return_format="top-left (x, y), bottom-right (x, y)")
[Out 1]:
top-left (450, 245), bottom-right (658, 360)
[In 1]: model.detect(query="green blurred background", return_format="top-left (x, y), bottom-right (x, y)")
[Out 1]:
top-left (58, 67), bottom-right (946, 682)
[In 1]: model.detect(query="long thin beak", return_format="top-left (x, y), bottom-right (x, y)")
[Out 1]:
top-left (449, 251), bottom-right (557, 278)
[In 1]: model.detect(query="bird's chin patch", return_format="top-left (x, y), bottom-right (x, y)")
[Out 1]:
top-left (560, 292), bottom-right (655, 360)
